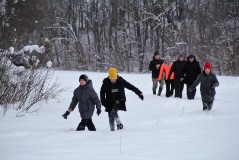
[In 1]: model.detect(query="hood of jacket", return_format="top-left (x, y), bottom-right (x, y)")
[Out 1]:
top-left (187, 55), bottom-right (198, 61)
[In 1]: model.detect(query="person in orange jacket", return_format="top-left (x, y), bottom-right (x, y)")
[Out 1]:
top-left (158, 55), bottom-right (174, 97)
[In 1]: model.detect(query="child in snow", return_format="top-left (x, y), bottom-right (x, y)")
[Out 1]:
top-left (188, 63), bottom-right (219, 111)
top-left (100, 67), bottom-right (144, 131)
top-left (62, 74), bottom-right (101, 131)
top-left (158, 55), bottom-right (174, 97)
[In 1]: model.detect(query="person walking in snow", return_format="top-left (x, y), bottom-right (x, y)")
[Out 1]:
top-left (184, 54), bottom-right (201, 99)
top-left (168, 53), bottom-right (186, 98)
top-left (158, 55), bottom-right (174, 97)
top-left (188, 63), bottom-right (219, 111)
top-left (149, 51), bottom-right (165, 96)
top-left (62, 74), bottom-right (102, 131)
top-left (100, 67), bottom-right (144, 131)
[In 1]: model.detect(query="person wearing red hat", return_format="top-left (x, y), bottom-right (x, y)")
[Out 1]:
top-left (188, 62), bottom-right (219, 111)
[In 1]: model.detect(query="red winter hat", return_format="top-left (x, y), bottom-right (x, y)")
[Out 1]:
top-left (204, 62), bottom-right (212, 70)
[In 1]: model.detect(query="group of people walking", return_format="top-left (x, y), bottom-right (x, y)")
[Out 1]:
top-left (62, 51), bottom-right (219, 132)
top-left (149, 52), bottom-right (202, 99)
top-left (149, 51), bottom-right (219, 110)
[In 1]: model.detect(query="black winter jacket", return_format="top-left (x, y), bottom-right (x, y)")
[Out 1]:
top-left (188, 71), bottom-right (219, 102)
top-left (184, 56), bottom-right (201, 84)
top-left (168, 59), bottom-right (186, 79)
top-left (100, 76), bottom-right (142, 112)
top-left (69, 80), bottom-right (101, 119)
top-left (149, 58), bottom-right (164, 78)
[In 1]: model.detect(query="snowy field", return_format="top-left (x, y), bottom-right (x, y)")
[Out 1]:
top-left (1, 70), bottom-right (239, 160)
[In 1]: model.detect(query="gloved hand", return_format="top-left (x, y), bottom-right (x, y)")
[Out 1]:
top-left (139, 94), bottom-right (144, 101)
top-left (96, 108), bottom-right (101, 116)
top-left (62, 111), bottom-right (70, 119)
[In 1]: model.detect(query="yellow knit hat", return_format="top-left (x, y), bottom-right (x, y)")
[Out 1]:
top-left (108, 67), bottom-right (118, 79)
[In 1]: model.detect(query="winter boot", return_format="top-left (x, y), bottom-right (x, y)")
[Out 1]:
top-left (85, 118), bottom-right (96, 131)
top-left (157, 87), bottom-right (163, 96)
top-left (117, 123), bottom-right (124, 130)
top-left (152, 88), bottom-right (156, 95)
top-left (202, 102), bottom-right (208, 111)
top-left (207, 101), bottom-right (213, 110)
top-left (76, 121), bottom-right (85, 131)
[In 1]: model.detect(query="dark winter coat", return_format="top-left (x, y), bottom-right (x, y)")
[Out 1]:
top-left (149, 58), bottom-right (164, 78)
top-left (168, 59), bottom-right (186, 79)
top-left (100, 76), bottom-right (142, 112)
top-left (69, 80), bottom-right (101, 119)
top-left (184, 56), bottom-right (201, 84)
top-left (188, 71), bottom-right (219, 102)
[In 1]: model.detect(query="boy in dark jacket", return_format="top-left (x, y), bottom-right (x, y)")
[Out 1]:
top-left (184, 54), bottom-right (201, 99)
top-left (149, 51), bottom-right (164, 95)
top-left (168, 53), bottom-right (186, 98)
top-left (62, 74), bottom-right (102, 131)
top-left (188, 63), bottom-right (219, 111)
top-left (100, 67), bottom-right (144, 131)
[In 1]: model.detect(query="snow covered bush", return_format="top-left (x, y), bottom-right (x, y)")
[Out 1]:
top-left (0, 56), bottom-right (63, 114)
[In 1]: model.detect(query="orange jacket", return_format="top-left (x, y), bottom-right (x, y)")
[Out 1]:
top-left (158, 64), bottom-right (174, 80)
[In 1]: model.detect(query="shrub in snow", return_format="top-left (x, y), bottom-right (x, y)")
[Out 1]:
top-left (0, 55), bottom-right (63, 115)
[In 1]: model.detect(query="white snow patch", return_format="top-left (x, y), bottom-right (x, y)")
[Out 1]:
top-left (23, 45), bottom-right (45, 53)
top-left (0, 71), bottom-right (239, 160)
top-left (46, 61), bottom-right (52, 68)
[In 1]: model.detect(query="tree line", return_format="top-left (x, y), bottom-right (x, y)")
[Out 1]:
top-left (1, 0), bottom-right (239, 75)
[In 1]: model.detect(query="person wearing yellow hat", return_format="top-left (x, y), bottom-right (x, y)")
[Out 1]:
top-left (100, 67), bottom-right (144, 131)
top-left (108, 67), bottom-right (118, 80)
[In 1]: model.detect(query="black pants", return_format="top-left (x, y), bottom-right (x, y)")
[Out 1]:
top-left (165, 80), bottom-right (174, 97)
top-left (76, 118), bottom-right (96, 131)
top-left (186, 82), bottom-right (196, 99)
top-left (174, 78), bottom-right (184, 98)
top-left (202, 101), bottom-right (213, 110)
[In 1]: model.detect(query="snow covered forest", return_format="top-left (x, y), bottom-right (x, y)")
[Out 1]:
top-left (0, 0), bottom-right (239, 75)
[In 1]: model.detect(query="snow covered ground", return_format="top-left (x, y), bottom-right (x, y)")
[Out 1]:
top-left (1, 70), bottom-right (239, 160)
